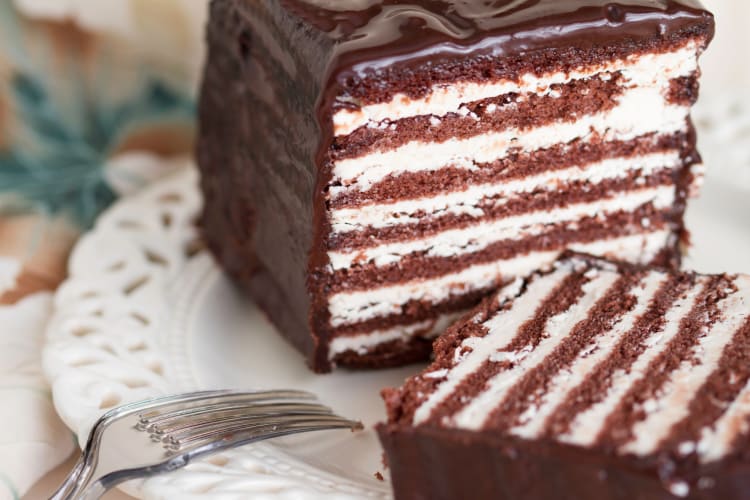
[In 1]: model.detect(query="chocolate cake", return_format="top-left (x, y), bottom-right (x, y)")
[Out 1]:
top-left (379, 254), bottom-right (750, 499)
top-left (197, 0), bottom-right (714, 372)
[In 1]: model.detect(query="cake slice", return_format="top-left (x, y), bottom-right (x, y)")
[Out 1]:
top-left (379, 254), bottom-right (750, 499)
top-left (198, 0), bottom-right (714, 372)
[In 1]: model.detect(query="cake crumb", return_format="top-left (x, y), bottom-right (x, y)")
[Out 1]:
top-left (678, 441), bottom-right (696, 456)
top-left (423, 369), bottom-right (449, 379)
top-left (669, 481), bottom-right (690, 498)
top-left (584, 268), bottom-right (600, 279)
top-left (642, 399), bottom-right (659, 413)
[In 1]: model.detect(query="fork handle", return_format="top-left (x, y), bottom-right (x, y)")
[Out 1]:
top-left (49, 452), bottom-right (89, 500)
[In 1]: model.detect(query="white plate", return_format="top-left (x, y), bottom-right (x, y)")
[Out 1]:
top-left (43, 166), bottom-right (397, 499)
top-left (43, 95), bottom-right (750, 499)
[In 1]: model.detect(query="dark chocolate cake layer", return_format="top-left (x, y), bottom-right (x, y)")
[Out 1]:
top-left (198, 0), bottom-right (713, 371)
top-left (379, 255), bottom-right (750, 499)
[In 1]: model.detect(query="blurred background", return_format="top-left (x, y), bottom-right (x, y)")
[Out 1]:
top-left (700, 0), bottom-right (750, 95)
top-left (0, 1), bottom-right (746, 499)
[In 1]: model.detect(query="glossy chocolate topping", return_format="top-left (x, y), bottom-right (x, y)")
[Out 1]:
top-left (282, 0), bottom-right (713, 76)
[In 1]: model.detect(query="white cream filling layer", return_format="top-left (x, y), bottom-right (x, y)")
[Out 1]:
top-left (332, 43), bottom-right (698, 137)
top-left (411, 267), bottom-right (576, 425)
top-left (559, 281), bottom-right (709, 447)
top-left (328, 311), bottom-right (464, 358)
top-left (328, 230), bottom-right (671, 328)
top-left (328, 185), bottom-right (676, 271)
top-left (698, 375), bottom-right (750, 463)
top-left (452, 270), bottom-right (621, 430)
top-left (332, 87), bottom-right (690, 194)
top-left (330, 151), bottom-right (681, 233)
top-left (509, 271), bottom-right (667, 439)
top-left (621, 279), bottom-right (750, 457)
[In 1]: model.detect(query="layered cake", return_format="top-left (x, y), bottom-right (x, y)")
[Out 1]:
top-left (379, 254), bottom-right (750, 499)
top-left (198, 0), bottom-right (714, 372)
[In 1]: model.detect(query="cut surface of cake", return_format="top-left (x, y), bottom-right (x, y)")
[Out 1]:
top-left (379, 254), bottom-right (750, 499)
top-left (198, 0), bottom-right (713, 372)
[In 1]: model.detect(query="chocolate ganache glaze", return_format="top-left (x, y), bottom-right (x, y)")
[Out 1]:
top-left (290, 1), bottom-right (710, 67)
top-left (279, 1), bottom-right (713, 104)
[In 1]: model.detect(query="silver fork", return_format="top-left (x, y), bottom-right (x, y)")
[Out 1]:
top-left (51, 390), bottom-right (363, 500)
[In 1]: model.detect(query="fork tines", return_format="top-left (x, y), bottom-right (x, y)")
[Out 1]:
top-left (134, 390), bottom-right (363, 452)
top-left (51, 390), bottom-right (363, 500)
